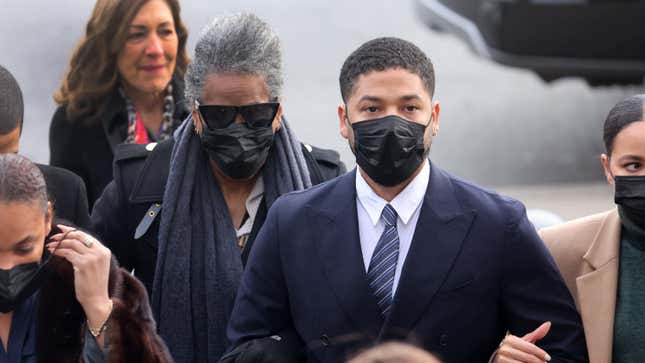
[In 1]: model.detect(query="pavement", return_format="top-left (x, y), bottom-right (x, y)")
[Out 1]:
top-left (497, 182), bottom-right (613, 221)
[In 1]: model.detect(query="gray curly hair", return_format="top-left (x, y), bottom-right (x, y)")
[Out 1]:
top-left (185, 13), bottom-right (283, 106)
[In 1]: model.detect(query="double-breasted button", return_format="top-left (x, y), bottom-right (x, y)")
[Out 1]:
top-left (320, 334), bottom-right (330, 347)
top-left (439, 334), bottom-right (448, 347)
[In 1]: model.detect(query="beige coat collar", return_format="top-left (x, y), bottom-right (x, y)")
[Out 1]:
top-left (577, 208), bottom-right (621, 363)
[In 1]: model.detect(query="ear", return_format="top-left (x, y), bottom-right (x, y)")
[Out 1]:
top-left (601, 153), bottom-right (614, 185)
top-left (272, 104), bottom-right (283, 133)
top-left (44, 202), bottom-right (53, 237)
top-left (339, 104), bottom-right (350, 140)
top-left (192, 109), bottom-right (202, 135)
top-left (430, 101), bottom-right (440, 136)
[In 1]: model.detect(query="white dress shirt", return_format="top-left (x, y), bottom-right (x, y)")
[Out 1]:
top-left (355, 161), bottom-right (430, 297)
top-left (236, 175), bottom-right (264, 238)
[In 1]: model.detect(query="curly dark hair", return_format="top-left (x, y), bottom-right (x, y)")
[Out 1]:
top-left (0, 154), bottom-right (48, 213)
top-left (603, 94), bottom-right (645, 155)
top-left (339, 37), bottom-right (435, 102)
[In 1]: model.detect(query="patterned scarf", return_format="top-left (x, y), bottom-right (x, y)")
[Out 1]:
top-left (121, 84), bottom-right (175, 144)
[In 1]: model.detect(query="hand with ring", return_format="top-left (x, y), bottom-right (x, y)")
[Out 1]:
top-left (48, 225), bottom-right (112, 338)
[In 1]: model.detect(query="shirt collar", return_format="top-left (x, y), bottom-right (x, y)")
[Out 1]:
top-left (355, 161), bottom-right (430, 226)
top-left (246, 175), bottom-right (264, 211)
top-left (236, 175), bottom-right (265, 237)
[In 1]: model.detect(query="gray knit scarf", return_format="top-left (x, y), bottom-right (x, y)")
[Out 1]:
top-left (152, 115), bottom-right (311, 363)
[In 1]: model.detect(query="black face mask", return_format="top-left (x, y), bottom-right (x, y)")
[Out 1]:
top-left (0, 250), bottom-right (52, 313)
top-left (615, 175), bottom-right (645, 229)
top-left (350, 115), bottom-right (428, 187)
top-left (200, 123), bottom-right (275, 179)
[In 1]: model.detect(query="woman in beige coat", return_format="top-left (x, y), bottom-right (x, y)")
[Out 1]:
top-left (540, 94), bottom-right (645, 363)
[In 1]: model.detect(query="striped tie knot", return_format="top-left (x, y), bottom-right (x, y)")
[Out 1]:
top-left (381, 204), bottom-right (397, 228)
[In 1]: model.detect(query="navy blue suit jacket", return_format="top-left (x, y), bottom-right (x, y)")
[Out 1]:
top-left (227, 165), bottom-right (588, 363)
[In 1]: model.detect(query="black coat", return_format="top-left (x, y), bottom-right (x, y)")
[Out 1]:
top-left (37, 163), bottom-right (90, 229)
top-left (90, 138), bottom-right (346, 296)
top-left (49, 77), bottom-right (189, 208)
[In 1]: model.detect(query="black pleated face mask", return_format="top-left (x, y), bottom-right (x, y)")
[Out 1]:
top-left (200, 122), bottom-right (275, 180)
top-left (615, 175), bottom-right (645, 229)
top-left (350, 115), bottom-right (428, 187)
top-left (0, 247), bottom-right (52, 313)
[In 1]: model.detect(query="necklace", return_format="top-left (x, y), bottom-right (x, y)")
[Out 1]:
top-left (121, 84), bottom-right (175, 144)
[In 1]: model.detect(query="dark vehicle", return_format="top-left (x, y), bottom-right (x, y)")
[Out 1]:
top-left (415, 0), bottom-right (645, 85)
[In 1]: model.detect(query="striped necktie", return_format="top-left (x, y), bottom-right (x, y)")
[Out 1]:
top-left (367, 204), bottom-right (400, 317)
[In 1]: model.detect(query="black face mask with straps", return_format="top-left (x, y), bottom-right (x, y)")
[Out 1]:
top-left (615, 175), bottom-right (645, 230)
top-left (200, 122), bottom-right (275, 180)
top-left (350, 114), bottom-right (428, 187)
top-left (0, 246), bottom-right (53, 313)
top-left (197, 101), bottom-right (278, 180)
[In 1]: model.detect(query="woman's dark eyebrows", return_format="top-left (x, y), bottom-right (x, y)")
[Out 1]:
top-left (12, 236), bottom-right (35, 248)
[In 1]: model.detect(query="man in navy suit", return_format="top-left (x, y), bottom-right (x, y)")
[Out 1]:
top-left (226, 37), bottom-right (588, 363)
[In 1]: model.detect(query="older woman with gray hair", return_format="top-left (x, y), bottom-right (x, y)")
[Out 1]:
top-left (90, 13), bottom-right (345, 363)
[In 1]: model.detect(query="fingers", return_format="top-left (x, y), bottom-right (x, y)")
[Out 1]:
top-left (522, 322), bottom-right (551, 343)
top-left (49, 228), bottom-right (103, 254)
top-left (50, 245), bottom-right (83, 267)
top-left (497, 343), bottom-right (545, 363)
top-left (50, 243), bottom-right (111, 272)
top-left (51, 228), bottom-right (112, 313)
top-left (47, 226), bottom-right (111, 273)
top-left (56, 224), bottom-right (76, 233)
top-left (495, 357), bottom-right (528, 363)
top-left (48, 239), bottom-right (88, 255)
top-left (498, 335), bottom-right (551, 362)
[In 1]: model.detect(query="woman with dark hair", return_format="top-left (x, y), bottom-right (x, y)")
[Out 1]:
top-left (0, 153), bottom-right (172, 362)
top-left (49, 0), bottom-right (190, 206)
top-left (540, 94), bottom-right (645, 363)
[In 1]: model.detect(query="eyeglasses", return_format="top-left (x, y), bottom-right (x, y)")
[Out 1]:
top-left (196, 101), bottom-right (280, 129)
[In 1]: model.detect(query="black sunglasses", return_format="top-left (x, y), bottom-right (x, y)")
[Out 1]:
top-left (196, 101), bottom-right (280, 129)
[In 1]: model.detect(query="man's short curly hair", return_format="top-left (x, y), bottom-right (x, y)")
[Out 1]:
top-left (339, 37), bottom-right (435, 102)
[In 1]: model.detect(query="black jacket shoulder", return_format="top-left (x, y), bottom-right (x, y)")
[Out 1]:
top-left (300, 143), bottom-right (346, 184)
top-left (113, 139), bottom-right (345, 203)
top-left (37, 163), bottom-right (90, 229)
top-left (113, 138), bottom-right (175, 204)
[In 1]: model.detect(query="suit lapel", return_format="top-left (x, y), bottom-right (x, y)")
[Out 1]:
top-left (576, 209), bottom-right (620, 363)
top-left (385, 164), bottom-right (475, 335)
top-left (309, 171), bottom-right (384, 336)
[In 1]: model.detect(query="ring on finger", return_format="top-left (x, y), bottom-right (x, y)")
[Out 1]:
top-left (73, 266), bottom-right (79, 272)
top-left (82, 237), bottom-right (94, 248)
